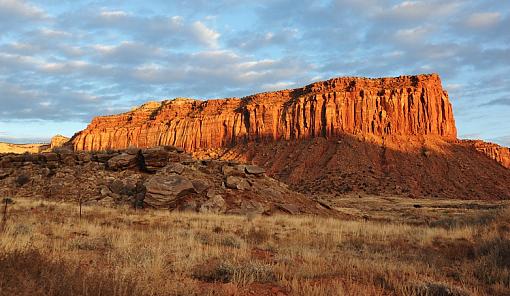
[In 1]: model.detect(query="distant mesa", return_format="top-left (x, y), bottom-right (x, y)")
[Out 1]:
top-left (50, 135), bottom-right (70, 149)
top-left (0, 134), bottom-right (69, 154)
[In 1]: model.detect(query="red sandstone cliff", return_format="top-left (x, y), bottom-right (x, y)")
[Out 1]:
top-left (463, 140), bottom-right (510, 169)
top-left (70, 73), bottom-right (510, 199)
top-left (72, 74), bottom-right (457, 151)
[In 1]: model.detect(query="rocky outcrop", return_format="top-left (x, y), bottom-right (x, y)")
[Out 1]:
top-left (50, 135), bottom-right (70, 149)
top-left (463, 140), bottom-right (510, 169)
top-left (0, 146), bottom-right (337, 216)
top-left (72, 74), bottom-right (457, 151)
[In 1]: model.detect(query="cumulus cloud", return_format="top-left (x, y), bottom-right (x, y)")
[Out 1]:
top-left (191, 21), bottom-right (220, 48)
top-left (465, 12), bottom-right (501, 28)
top-left (0, 0), bottom-right (47, 31)
top-left (0, 0), bottom-right (46, 19)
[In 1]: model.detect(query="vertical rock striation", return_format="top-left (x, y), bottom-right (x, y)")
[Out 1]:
top-left (72, 74), bottom-right (457, 151)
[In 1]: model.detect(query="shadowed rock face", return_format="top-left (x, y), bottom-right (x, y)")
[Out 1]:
top-left (210, 136), bottom-right (510, 200)
top-left (71, 74), bottom-right (457, 151)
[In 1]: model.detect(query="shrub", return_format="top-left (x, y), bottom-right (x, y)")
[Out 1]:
top-left (219, 234), bottom-right (243, 249)
top-left (69, 236), bottom-right (113, 251)
top-left (192, 259), bottom-right (235, 283)
top-left (245, 226), bottom-right (270, 245)
top-left (15, 174), bottom-right (30, 187)
top-left (233, 261), bottom-right (277, 284)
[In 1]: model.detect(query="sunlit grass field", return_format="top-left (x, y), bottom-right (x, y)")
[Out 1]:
top-left (0, 197), bottom-right (509, 296)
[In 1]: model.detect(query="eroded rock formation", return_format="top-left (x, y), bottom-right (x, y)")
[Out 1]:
top-left (72, 74), bottom-right (457, 151)
top-left (50, 135), bottom-right (70, 149)
top-left (464, 140), bottom-right (510, 169)
top-left (67, 73), bottom-right (510, 200)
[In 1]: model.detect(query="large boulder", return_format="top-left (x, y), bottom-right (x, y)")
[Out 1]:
top-left (163, 162), bottom-right (185, 175)
top-left (199, 194), bottom-right (227, 213)
top-left (144, 174), bottom-right (197, 208)
top-left (191, 179), bottom-right (209, 193)
top-left (142, 147), bottom-right (169, 172)
top-left (225, 176), bottom-right (250, 190)
top-left (95, 153), bottom-right (116, 163)
top-left (107, 153), bottom-right (138, 171)
top-left (245, 165), bottom-right (265, 175)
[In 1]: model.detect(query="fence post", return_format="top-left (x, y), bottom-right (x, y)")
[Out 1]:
top-left (1, 197), bottom-right (11, 232)
top-left (79, 195), bottom-right (82, 221)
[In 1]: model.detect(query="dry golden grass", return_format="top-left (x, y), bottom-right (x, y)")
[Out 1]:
top-left (0, 197), bottom-right (509, 295)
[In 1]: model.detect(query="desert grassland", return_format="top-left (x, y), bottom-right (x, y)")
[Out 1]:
top-left (0, 197), bottom-right (509, 296)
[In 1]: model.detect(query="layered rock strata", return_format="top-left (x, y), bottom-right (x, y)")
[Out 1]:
top-left (467, 140), bottom-right (510, 169)
top-left (72, 74), bottom-right (457, 151)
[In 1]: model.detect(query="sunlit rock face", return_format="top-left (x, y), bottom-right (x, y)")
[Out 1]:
top-left (71, 74), bottom-right (457, 152)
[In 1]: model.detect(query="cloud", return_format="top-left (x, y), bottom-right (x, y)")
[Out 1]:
top-left (375, 0), bottom-right (462, 23)
top-left (0, 0), bottom-right (47, 30)
top-left (465, 12), bottom-right (501, 28)
top-left (191, 21), bottom-right (220, 48)
top-left (57, 9), bottom-right (220, 48)
top-left (479, 97), bottom-right (510, 107)
top-left (489, 135), bottom-right (510, 147)
top-left (227, 29), bottom-right (298, 51)
top-left (0, 0), bottom-right (46, 19)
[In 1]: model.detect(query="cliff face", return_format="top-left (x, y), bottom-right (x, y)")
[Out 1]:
top-left (465, 140), bottom-right (510, 169)
top-left (72, 74), bottom-right (457, 151)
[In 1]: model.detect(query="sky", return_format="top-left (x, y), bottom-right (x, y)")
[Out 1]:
top-left (0, 0), bottom-right (509, 146)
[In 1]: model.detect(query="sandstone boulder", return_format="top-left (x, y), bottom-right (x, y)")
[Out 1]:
top-left (107, 153), bottom-right (138, 171)
top-left (191, 180), bottom-right (209, 193)
top-left (225, 176), bottom-right (250, 190)
top-left (42, 152), bottom-right (59, 162)
top-left (95, 153), bottom-right (115, 163)
top-left (76, 152), bottom-right (92, 163)
top-left (245, 165), bottom-right (265, 175)
top-left (222, 165), bottom-right (246, 177)
top-left (0, 169), bottom-right (11, 180)
top-left (199, 194), bottom-right (227, 213)
top-left (144, 175), bottom-right (197, 208)
top-left (142, 147), bottom-right (169, 172)
top-left (163, 162), bottom-right (185, 175)
top-left (277, 204), bottom-right (300, 215)
top-left (59, 153), bottom-right (76, 166)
